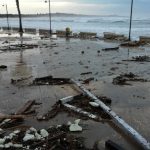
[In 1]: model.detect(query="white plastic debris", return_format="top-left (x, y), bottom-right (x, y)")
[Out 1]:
top-left (89, 102), bottom-right (99, 107)
top-left (13, 130), bottom-right (20, 134)
top-left (74, 119), bottom-right (81, 124)
top-left (5, 142), bottom-right (13, 148)
top-left (69, 119), bottom-right (82, 132)
top-left (0, 138), bottom-right (5, 144)
top-left (13, 144), bottom-right (23, 148)
top-left (3, 119), bottom-right (11, 123)
top-left (56, 125), bottom-right (62, 128)
top-left (35, 132), bottom-right (42, 140)
top-left (0, 144), bottom-right (4, 148)
top-left (9, 133), bottom-right (16, 139)
top-left (0, 119), bottom-right (11, 125)
top-left (4, 136), bottom-right (10, 140)
top-left (67, 121), bottom-right (72, 126)
top-left (40, 129), bottom-right (49, 138)
top-left (29, 127), bottom-right (37, 133)
top-left (23, 134), bottom-right (35, 142)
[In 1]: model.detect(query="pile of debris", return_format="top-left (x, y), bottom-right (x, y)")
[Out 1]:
top-left (122, 55), bottom-right (150, 62)
top-left (0, 44), bottom-right (38, 51)
top-left (67, 94), bottom-right (112, 120)
top-left (132, 55), bottom-right (150, 62)
top-left (120, 41), bottom-right (143, 47)
top-left (32, 76), bottom-right (71, 86)
top-left (113, 72), bottom-right (148, 85)
top-left (38, 94), bottom-right (112, 122)
top-left (0, 120), bottom-right (123, 150)
top-left (0, 123), bottom-right (93, 150)
top-left (103, 32), bottom-right (127, 41)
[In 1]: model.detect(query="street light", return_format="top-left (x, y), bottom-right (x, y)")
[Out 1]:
top-left (129, 0), bottom-right (134, 41)
top-left (2, 4), bottom-right (10, 32)
top-left (45, 0), bottom-right (52, 37)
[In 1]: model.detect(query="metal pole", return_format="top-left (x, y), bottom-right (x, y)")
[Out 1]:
top-left (48, 0), bottom-right (52, 37)
top-left (71, 79), bottom-right (150, 150)
top-left (6, 5), bottom-right (10, 31)
top-left (129, 0), bottom-right (133, 41)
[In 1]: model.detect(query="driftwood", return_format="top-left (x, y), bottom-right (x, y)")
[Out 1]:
top-left (16, 100), bottom-right (36, 115)
top-left (0, 100), bottom-right (36, 129)
top-left (102, 47), bottom-right (119, 51)
top-left (105, 140), bottom-right (125, 150)
top-left (80, 72), bottom-right (92, 75)
top-left (30, 132), bottom-right (66, 149)
top-left (113, 73), bottom-right (147, 85)
top-left (32, 76), bottom-right (71, 85)
top-left (0, 114), bottom-right (25, 120)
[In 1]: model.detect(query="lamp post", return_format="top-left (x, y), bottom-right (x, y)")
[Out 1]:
top-left (129, 0), bottom-right (134, 41)
top-left (45, 0), bottom-right (52, 37)
top-left (2, 4), bottom-right (10, 31)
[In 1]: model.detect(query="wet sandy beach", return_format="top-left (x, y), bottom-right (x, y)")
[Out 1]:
top-left (0, 34), bottom-right (150, 149)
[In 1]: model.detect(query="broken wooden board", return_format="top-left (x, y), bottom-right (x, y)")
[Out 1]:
top-left (16, 100), bottom-right (36, 115)
top-left (0, 114), bottom-right (26, 120)
top-left (32, 76), bottom-right (71, 85)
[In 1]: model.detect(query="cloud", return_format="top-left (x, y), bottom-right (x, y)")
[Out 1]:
top-left (0, 0), bottom-right (149, 17)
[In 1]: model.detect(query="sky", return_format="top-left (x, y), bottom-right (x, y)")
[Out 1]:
top-left (0, 0), bottom-right (150, 17)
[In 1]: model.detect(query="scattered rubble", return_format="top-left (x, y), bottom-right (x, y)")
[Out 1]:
top-left (0, 44), bottom-right (38, 51)
top-left (82, 77), bottom-right (94, 84)
top-left (32, 75), bottom-right (71, 85)
top-left (139, 36), bottom-right (150, 44)
top-left (37, 94), bottom-right (112, 122)
top-left (132, 55), bottom-right (150, 62)
top-left (123, 55), bottom-right (150, 62)
top-left (0, 122), bottom-right (95, 150)
top-left (113, 72), bottom-right (148, 85)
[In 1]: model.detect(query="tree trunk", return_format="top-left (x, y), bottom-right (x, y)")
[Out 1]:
top-left (16, 0), bottom-right (23, 34)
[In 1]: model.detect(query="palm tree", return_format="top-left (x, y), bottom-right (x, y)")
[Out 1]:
top-left (16, 0), bottom-right (23, 46)
top-left (16, 0), bottom-right (23, 34)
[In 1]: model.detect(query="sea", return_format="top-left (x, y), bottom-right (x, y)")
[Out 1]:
top-left (0, 15), bottom-right (150, 40)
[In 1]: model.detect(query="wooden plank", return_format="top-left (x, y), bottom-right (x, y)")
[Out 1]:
top-left (71, 79), bottom-right (150, 150)
top-left (63, 103), bottom-right (99, 120)
top-left (0, 115), bottom-right (25, 120)
top-left (16, 100), bottom-right (35, 115)
top-left (59, 96), bottom-right (74, 104)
